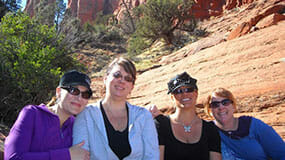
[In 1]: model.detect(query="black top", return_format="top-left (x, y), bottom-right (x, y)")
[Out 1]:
top-left (100, 102), bottom-right (131, 160)
top-left (155, 115), bottom-right (221, 160)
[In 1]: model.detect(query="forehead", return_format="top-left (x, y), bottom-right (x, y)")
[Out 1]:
top-left (110, 64), bottom-right (129, 74)
top-left (211, 94), bottom-right (227, 101)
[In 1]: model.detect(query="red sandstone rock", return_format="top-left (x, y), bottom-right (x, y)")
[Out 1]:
top-left (67, 0), bottom-right (120, 24)
top-left (227, 3), bottom-right (285, 40)
top-left (256, 13), bottom-right (285, 29)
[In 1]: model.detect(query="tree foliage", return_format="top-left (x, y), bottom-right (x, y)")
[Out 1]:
top-left (0, 12), bottom-right (83, 126)
top-left (132, 0), bottom-right (196, 45)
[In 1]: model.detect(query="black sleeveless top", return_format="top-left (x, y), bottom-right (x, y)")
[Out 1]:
top-left (100, 102), bottom-right (131, 160)
top-left (154, 115), bottom-right (221, 160)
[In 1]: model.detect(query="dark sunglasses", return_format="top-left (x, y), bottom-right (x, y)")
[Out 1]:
top-left (61, 86), bottom-right (92, 99)
top-left (112, 72), bottom-right (134, 83)
top-left (210, 99), bottom-right (233, 108)
top-left (173, 87), bottom-right (195, 94)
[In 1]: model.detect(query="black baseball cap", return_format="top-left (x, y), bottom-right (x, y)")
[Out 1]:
top-left (59, 70), bottom-right (92, 92)
top-left (167, 72), bottom-right (198, 94)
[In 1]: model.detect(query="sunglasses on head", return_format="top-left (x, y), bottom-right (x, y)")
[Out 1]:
top-left (210, 99), bottom-right (233, 108)
top-left (173, 87), bottom-right (195, 94)
top-left (112, 72), bottom-right (134, 83)
top-left (61, 86), bottom-right (92, 99)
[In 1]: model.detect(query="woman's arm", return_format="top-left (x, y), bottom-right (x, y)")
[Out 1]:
top-left (72, 108), bottom-right (90, 151)
top-left (208, 121), bottom-right (222, 160)
top-left (4, 106), bottom-right (70, 160)
top-left (209, 151), bottom-right (222, 160)
top-left (159, 145), bottom-right (165, 160)
top-left (254, 118), bottom-right (285, 160)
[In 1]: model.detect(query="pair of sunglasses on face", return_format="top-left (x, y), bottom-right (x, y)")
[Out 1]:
top-left (61, 86), bottom-right (92, 99)
top-left (210, 99), bottom-right (233, 108)
top-left (112, 72), bottom-right (134, 83)
top-left (173, 87), bottom-right (196, 94)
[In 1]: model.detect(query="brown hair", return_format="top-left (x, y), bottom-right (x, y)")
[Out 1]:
top-left (205, 88), bottom-right (237, 117)
top-left (106, 57), bottom-right (137, 84)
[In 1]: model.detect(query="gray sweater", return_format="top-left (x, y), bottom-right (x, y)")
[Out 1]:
top-left (73, 101), bottom-right (159, 160)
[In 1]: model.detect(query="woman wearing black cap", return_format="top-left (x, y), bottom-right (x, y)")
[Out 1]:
top-left (4, 70), bottom-right (91, 160)
top-left (150, 72), bottom-right (221, 160)
top-left (72, 57), bottom-right (159, 160)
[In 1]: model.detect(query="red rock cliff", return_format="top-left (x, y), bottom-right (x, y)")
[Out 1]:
top-left (25, 0), bottom-right (258, 24)
top-left (67, 0), bottom-right (120, 24)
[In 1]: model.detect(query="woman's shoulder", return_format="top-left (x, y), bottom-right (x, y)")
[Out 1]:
top-left (154, 115), bottom-right (170, 127)
top-left (21, 104), bottom-right (50, 114)
top-left (202, 119), bottom-right (216, 128)
top-left (84, 101), bottom-right (100, 110)
top-left (127, 102), bottom-right (151, 115)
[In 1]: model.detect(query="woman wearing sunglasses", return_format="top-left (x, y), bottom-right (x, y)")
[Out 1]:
top-left (72, 57), bottom-right (159, 160)
top-left (152, 72), bottom-right (221, 160)
top-left (205, 88), bottom-right (285, 160)
top-left (4, 70), bottom-right (91, 160)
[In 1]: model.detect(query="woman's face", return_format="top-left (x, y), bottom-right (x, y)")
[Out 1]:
top-left (210, 94), bottom-right (235, 125)
top-left (57, 85), bottom-right (89, 116)
top-left (172, 86), bottom-right (198, 109)
top-left (104, 64), bottom-right (134, 99)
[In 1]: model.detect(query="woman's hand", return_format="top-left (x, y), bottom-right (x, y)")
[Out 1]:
top-left (147, 104), bottom-right (162, 118)
top-left (69, 141), bottom-right (90, 160)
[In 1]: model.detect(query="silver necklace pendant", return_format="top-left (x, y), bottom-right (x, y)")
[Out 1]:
top-left (183, 125), bottom-right (191, 132)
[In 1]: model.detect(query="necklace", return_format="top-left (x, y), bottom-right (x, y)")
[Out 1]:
top-left (173, 118), bottom-right (196, 133)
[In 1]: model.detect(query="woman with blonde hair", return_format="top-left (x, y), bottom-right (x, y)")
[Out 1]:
top-left (205, 87), bottom-right (285, 160)
top-left (73, 57), bottom-right (159, 160)
top-left (5, 70), bottom-right (91, 160)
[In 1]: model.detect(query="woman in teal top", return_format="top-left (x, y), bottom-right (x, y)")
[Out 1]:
top-left (205, 87), bottom-right (285, 160)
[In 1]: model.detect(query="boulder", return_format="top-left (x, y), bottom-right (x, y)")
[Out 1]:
top-left (227, 3), bottom-right (285, 40)
top-left (256, 13), bottom-right (285, 29)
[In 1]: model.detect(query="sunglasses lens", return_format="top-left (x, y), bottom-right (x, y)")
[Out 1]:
top-left (124, 76), bottom-right (134, 83)
top-left (113, 72), bottom-right (133, 83)
top-left (185, 88), bottom-right (195, 93)
top-left (113, 72), bottom-right (122, 79)
top-left (81, 91), bottom-right (91, 99)
top-left (62, 86), bottom-right (91, 99)
top-left (210, 99), bottom-right (232, 108)
top-left (69, 87), bottom-right (80, 96)
top-left (222, 99), bottom-right (232, 106)
top-left (173, 87), bottom-right (195, 94)
top-left (210, 102), bottom-right (220, 108)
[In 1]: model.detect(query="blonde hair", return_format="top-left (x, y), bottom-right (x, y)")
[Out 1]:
top-left (46, 96), bottom-right (57, 107)
top-left (205, 88), bottom-right (237, 117)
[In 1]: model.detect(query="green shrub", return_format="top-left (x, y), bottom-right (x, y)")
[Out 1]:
top-left (0, 12), bottom-right (83, 126)
top-left (127, 35), bottom-right (151, 56)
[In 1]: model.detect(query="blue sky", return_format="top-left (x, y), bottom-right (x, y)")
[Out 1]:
top-left (20, 0), bottom-right (68, 9)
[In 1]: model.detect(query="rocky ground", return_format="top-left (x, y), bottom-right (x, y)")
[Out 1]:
top-left (90, 0), bottom-right (285, 139)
